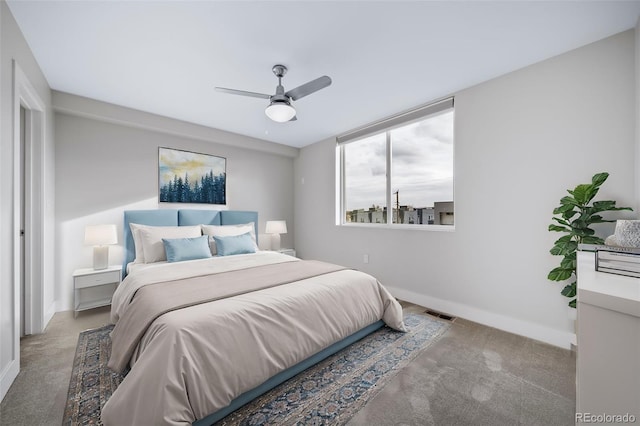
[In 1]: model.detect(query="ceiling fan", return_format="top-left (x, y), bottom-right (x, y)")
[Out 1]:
top-left (215, 64), bottom-right (332, 123)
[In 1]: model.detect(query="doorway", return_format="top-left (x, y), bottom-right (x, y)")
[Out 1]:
top-left (2, 60), bottom-right (46, 402)
top-left (13, 60), bottom-right (46, 338)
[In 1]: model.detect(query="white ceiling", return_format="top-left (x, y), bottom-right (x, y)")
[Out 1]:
top-left (7, 1), bottom-right (640, 148)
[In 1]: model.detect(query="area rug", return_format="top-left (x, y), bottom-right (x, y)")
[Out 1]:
top-left (63, 314), bottom-right (449, 425)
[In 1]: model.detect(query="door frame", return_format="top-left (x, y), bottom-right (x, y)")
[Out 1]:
top-left (13, 60), bottom-right (46, 337)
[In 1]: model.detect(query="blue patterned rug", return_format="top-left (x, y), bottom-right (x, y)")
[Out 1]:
top-left (63, 314), bottom-right (449, 425)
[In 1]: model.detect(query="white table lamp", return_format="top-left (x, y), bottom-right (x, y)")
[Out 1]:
top-left (265, 220), bottom-right (287, 251)
top-left (85, 224), bottom-right (117, 270)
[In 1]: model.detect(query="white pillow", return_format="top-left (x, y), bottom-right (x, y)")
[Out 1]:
top-left (129, 223), bottom-right (150, 263)
top-left (201, 223), bottom-right (258, 255)
top-left (138, 225), bottom-right (202, 263)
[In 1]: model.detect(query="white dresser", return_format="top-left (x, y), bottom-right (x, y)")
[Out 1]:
top-left (576, 251), bottom-right (640, 423)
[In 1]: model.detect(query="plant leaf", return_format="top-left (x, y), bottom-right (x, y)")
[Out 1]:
top-left (572, 228), bottom-right (595, 237)
top-left (569, 299), bottom-right (576, 308)
top-left (550, 240), bottom-right (578, 256)
top-left (560, 257), bottom-right (575, 270)
top-left (552, 217), bottom-right (570, 226)
top-left (554, 235), bottom-right (572, 244)
top-left (553, 204), bottom-right (575, 215)
top-left (549, 224), bottom-right (570, 232)
top-left (571, 219), bottom-right (588, 230)
top-left (561, 282), bottom-right (577, 298)
top-left (580, 235), bottom-right (604, 245)
top-left (548, 267), bottom-right (573, 281)
top-left (586, 214), bottom-right (604, 224)
top-left (559, 196), bottom-right (579, 207)
top-left (571, 184), bottom-right (593, 205)
top-left (591, 200), bottom-right (633, 214)
top-left (591, 200), bottom-right (617, 212)
top-left (591, 172), bottom-right (609, 187)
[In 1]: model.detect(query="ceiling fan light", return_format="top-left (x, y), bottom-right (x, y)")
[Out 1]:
top-left (265, 101), bottom-right (296, 122)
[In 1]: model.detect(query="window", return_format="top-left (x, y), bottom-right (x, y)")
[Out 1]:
top-left (338, 98), bottom-right (454, 227)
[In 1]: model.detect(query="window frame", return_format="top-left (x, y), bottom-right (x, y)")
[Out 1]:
top-left (337, 97), bottom-right (455, 231)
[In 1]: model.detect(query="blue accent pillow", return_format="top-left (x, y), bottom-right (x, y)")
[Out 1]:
top-left (213, 232), bottom-right (257, 256)
top-left (162, 235), bottom-right (212, 263)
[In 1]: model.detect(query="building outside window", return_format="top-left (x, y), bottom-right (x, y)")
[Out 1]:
top-left (338, 98), bottom-right (454, 227)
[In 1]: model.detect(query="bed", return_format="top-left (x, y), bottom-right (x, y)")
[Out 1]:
top-left (100, 209), bottom-right (405, 425)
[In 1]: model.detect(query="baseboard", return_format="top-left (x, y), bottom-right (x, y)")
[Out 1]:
top-left (387, 286), bottom-right (572, 349)
top-left (57, 299), bottom-right (72, 313)
top-left (0, 359), bottom-right (19, 402)
top-left (44, 300), bottom-right (57, 330)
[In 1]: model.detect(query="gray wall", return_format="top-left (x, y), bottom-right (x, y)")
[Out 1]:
top-left (54, 95), bottom-right (297, 311)
top-left (294, 30), bottom-right (637, 348)
top-left (0, 0), bottom-right (55, 399)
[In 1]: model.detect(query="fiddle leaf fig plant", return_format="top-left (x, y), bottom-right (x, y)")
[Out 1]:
top-left (548, 172), bottom-right (632, 308)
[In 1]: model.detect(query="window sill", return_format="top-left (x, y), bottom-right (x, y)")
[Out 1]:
top-left (338, 223), bottom-right (455, 232)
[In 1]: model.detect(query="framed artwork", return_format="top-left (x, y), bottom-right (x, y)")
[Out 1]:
top-left (158, 147), bottom-right (226, 205)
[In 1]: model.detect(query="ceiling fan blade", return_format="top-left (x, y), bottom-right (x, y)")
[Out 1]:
top-left (289, 115), bottom-right (297, 122)
top-left (285, 76), bottom-right (332, 101)
top-left (215, 87), bottom-right (271, 99)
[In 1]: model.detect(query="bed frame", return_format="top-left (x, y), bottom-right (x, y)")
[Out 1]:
top-left (120, 208), bottom-right (384, 425)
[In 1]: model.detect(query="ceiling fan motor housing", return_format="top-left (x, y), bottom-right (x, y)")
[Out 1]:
top-left (272, 64), bottom-right (288, 78)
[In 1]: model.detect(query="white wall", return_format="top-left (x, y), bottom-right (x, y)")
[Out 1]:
top-left (0, 0), bottom-right (55, 400)
top-left (636, 18), bottom-right (640, 211)
top-left (54, 94), bottom-right (297, 311)
top-left (295, 30), bottom-right (637, 348)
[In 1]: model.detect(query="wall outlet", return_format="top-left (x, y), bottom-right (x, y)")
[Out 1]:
top-left (363, 254), bottom-right (369, 264)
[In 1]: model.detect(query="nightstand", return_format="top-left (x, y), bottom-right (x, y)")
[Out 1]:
top-left (278, 248), bottom-right (296, 257)
top-left (73, 265), bottom-right (121, 317)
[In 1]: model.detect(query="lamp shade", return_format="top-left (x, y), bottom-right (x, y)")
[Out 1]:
top-left (265, 101), bottom-right (296, 122)
top-left (84, 224), bottom-right (117, 246)
top-left (265, 220), bottom-right (287, 235)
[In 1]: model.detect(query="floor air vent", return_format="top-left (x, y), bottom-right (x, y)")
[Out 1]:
top-left (425, 309), bottom-right (456, 322)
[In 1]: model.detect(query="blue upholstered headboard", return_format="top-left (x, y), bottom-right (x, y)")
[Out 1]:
top-left (122, 209), bottom-right (258, 277)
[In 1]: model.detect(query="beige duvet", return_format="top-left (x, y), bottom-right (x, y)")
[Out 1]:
top-left (101, 251), bottom-right (405, 426)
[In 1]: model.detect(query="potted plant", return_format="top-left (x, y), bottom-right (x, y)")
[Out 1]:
top-left (548, 172), bottom-right (632, 307)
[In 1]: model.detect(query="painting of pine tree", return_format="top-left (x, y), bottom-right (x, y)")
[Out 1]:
top-left (159, 147), bottom-right (226, 204)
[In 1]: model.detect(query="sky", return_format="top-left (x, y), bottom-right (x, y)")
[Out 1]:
top-left (159, 147), bottom-right (226, 187)
top-left (344, 110), bottom-right (454, 211)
